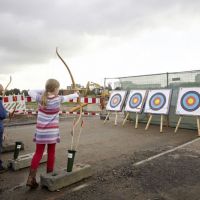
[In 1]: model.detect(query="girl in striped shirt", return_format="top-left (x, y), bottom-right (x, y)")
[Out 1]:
top-left (26, 79), bottom-right (79, 188)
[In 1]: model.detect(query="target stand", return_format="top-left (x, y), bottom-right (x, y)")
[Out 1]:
top-left (145, 114), bottom-right (166, 133)
top-left (104, 91), bottom-right (127, 126)
top-left (123, 90), bottom-right (147, 128)
top-left (175, 88), bottom-right (200, 136)
top-left (104, 111), bottom-right (119, 126)
top-left (144, 90), bottom-right (172, 133)
top-left (175, 116), bottom-right (200, 136)
top-left (122, 112), bottom-right (140, 128)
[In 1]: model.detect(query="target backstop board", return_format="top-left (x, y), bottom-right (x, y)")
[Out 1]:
top-left (144, 89), bottom-right (172, 115)
top-left (106, 90), bottom-right (127, 111)
top-left (176, 87), bottom-right (200, 116)
top-left (124, 90), bottom-right (148, 113)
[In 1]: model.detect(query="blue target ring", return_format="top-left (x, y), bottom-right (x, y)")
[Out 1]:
top-left (149, 92), bottom-right (166, 111)
top-left (129, 93), bottom-right (142, 109)
top-left (180, 91), bottom-right (200, 112)
top-left (110, 94), bottom-right (122, 108)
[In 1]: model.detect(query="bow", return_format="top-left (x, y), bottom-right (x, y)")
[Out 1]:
top-left (2, 76), bottom-right (12, 97)
top-left (2, 76), bottom-right (15, 141)
top-left (56, 48), bottom-right (76, 90)
top-left (3, 76), bottom-right (16, 120)
top-left (56, 48), bottom-right (83, 150)
top-left (9, 95), bottom-right (18, 121)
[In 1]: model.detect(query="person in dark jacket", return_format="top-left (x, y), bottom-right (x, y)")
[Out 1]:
top-left (0, 84), bottom-right (12, 172)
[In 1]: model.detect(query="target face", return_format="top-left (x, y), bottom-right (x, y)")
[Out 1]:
top-left (125, 90), bottom-right (147, 113)
top-left (180, 91), bottom-right (200, 112)
top-left (110, 94), bottom-right (122, 108)
top-left (129, 93), bottom-right (142, 109)
top-left (176, 88), bottom-right (200, 116)
top-left (144, 89), bottom-right (172, 114)
top-left (106, 90), bottom-right (127, 111)
top-left (149, 93), bottom-right (166, 111)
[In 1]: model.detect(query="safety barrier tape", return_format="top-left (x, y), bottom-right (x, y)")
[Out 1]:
top-left (19, 110), bottom-right (100, 116)
top-left (24, 96), bottom-right (100, 104)
top-left (3, 95), bottom-right (100, 103)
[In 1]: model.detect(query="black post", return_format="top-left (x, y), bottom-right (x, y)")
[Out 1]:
top-left (13, 141), bottom-right (22, 160)
top-left (67, 150), bottom-right (76, 172)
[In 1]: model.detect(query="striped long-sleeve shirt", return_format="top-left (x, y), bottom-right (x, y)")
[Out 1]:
top-left (28, 90), bottom-right (79, 144)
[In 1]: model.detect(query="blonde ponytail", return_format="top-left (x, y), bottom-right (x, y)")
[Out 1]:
top-left (41, 79), bottom-right (60, 107)
top-left (41, 91), bottom-right (48, 107)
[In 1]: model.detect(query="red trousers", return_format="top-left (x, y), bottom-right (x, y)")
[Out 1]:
top-left (31, 143), bottom-right (56, 172)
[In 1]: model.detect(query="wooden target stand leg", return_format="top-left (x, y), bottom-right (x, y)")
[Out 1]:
top-left (145, 114), bottom-right (153, 131)
top-left (122, 112), bottom-right (139, 128)
top-left (175, 116), bottom-right (182, 133)
top-left (114, 111), bottom-right (118, 126)
top-left (103, 111), bottom-right (119, 126)
top-left (135, 113), bottom-right (139, 129)
top-left (103, 112), bottom-right (110, 124)
top-left (122, 112), bottom-right (130, 127)
top-left (160, 114), bottom-right (164, 133)
top-left (197, 117), bottom-right (200, 136)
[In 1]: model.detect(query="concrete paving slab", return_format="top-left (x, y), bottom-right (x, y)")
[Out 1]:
top-left (40, 164), bottom-right (92, 191)
top-left (3, 152), bottom-right (47, 171)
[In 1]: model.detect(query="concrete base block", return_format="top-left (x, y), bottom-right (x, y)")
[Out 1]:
top-left (40, 164), bottom-right (92, 191)
top-left (2, 141), bottom-right (24, 153)
top-left (3, 152), bottom-right (47, 171)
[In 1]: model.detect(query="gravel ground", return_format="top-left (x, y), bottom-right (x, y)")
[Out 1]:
top-left (0, 115), bottom-right (200, 200)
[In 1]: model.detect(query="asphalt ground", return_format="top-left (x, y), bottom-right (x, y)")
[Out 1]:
top-left (0, 115), bottom-right (200, 200)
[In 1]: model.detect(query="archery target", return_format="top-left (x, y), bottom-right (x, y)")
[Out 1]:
top-left (106, 90), bottom-right (127, 111)
top-left (125, 90), bottom-right (148, 113)
top-left (144, 89), bottom-right (172, 114)
top-left (176, 88), bottom-right (200, 116)
top-left (110, 94), bottom-right (122, 108)
top-left (149, 93), bottom-right (166, 111)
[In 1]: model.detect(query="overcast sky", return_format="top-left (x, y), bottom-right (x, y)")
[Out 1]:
top-left (0, 0), bottom-right (200, 90)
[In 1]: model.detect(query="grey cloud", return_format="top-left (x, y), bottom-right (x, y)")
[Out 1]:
top-left (0, 0), bottom-right (200, 72)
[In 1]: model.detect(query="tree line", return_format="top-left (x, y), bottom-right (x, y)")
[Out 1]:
top-left (4, 89), bottom-right (72, 96)
top-left (4, 89), bottom-right (28, 96)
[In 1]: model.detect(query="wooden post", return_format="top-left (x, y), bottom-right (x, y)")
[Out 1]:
top-left (175, 116), bottom-right (182, 133)
top-left (75, 120), bottom-right (84, 150)
top-left (70, 122), bottom-right (75, 150)
top-left (197, 117), bottom-right (200, 136)
top-left (122, 112), bottom-right (129, 126)
top-left (103, 112), bottom-right (110, 124)
top-left (160, 114), bottom-right (163, 133)
top-left (145, 114), bottom-right (153, 131)
top-left (114, 111), bottom-right (118, 126)
top-left (135, 113), bottom-right (139, 129)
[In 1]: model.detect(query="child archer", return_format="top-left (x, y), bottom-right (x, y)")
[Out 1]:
top-left (26, 78), bottom-right (79, 188)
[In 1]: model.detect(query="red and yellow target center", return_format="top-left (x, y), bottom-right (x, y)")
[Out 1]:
top-left (132, 98), bottom-right (138, 104)
top-left (154, 98), bottom-right (160, 105)
top-left (113, 98), bottom-right (118, 104)
top-left (186, 97), bottom-right (195, 105)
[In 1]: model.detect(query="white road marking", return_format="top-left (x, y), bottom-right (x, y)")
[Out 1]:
top-left (72, 183), bottom-right (89, 192)
top-left (133, 137), bottom-right (200, 167)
